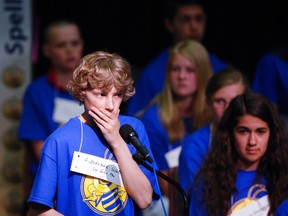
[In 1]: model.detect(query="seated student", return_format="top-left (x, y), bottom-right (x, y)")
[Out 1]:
top-left (179, 67), bottom-right (250, 193)
top-left (139, 39), bottom-right (213, 216)
top-left (27, 51), bottom-right (159, 216)
top-left (126, 0), bottom-right (227, 116)
top-left (19, 20), bottom-right (84, 163)
top-left (17, 19), bottom-right (84, 214)
top-left (252, 49), bottom-right (288, 139)
top-left (189, 93), bottom-right (288, 216)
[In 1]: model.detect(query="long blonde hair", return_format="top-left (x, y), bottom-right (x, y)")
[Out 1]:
top-left (158, 40), bottom-right (213, 142)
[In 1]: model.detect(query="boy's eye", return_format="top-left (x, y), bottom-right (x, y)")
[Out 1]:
top-left (94, 92), bottom-right (104, 97)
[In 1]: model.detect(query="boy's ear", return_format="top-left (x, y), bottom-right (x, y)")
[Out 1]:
top-left (79, 91), bottom-right (85, 101)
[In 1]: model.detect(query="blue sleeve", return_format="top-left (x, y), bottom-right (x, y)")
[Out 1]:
top-left (179, 127), bottom-right (210, 193)
top-left (27, 138), bottom-right (58, 208)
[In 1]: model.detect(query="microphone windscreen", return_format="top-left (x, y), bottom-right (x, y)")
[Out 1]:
top-left (119, 124), bottom-right (136, 142)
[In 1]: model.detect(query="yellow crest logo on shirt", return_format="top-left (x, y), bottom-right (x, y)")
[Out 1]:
top-left (229, 184), bottom-right (267, 214)
top-left (80, 148), bottom-right (128, 214)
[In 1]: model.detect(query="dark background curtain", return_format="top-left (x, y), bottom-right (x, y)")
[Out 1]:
top-left (32, 0), bottom-right (288, 83)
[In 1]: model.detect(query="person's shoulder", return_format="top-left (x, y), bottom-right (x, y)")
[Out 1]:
top-left (30, 74), bottom-right (49, 84)
top-left (139, 104), bottom-right (159, 121)
top-left (145, 49), bottom-right (169, 66)
top-left (258, 52), bottom-right (284, 63)
top-left (141, 49), bottom-right (169, 74)
top-left (25, 74), bottom-right (49, 90)
top-left (255, 52), bottom-right (285, 70)
top-left (182, 124), bottom-right (211, 149)
top-left (49, 117), bottom-right (79, 136)
top-left (208, 51), bottom-right (222, 60)
top-left (42, 118), bottom-right (80, 153)
top-left (187, 124), bottom-right (210, 140)
top-left (208, 52), bottom-right (227, 72)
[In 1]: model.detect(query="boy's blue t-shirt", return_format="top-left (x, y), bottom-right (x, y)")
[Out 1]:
top-left (28, 115), bottom-right (159, 216)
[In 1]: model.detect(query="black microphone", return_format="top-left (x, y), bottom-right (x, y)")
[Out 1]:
top-left (119, 124), bottom-right (154, 163)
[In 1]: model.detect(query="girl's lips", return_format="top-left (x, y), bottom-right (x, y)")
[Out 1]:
top-left (246, 149), bottom-right (258, 155)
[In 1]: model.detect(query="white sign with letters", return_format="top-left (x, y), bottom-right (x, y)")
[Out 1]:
top-left (70, 151), bottom-right (124, 187)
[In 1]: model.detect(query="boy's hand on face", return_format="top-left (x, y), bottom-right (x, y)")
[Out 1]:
top-left (89, 107), bottom-right (123, 147)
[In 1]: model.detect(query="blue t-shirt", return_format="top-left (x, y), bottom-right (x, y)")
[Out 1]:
top-left (252, 53), bottom-right (288, 114)
top-left (18, 74), bottom-right (81, 176)
top-left (126, 49), bottom-right (227, 116)
top-left (189, 170), bottom-right (268, 216)
top-left (28, 115), bottom-right (159, 216)
top-left (179, 124), bottom-right (211, 193)
top-left (275, 199), bottom-right (288, 216)
top-left (18, 74), bottom-right (78, 141)
top-left (140, 104), bottom-right (191, 171)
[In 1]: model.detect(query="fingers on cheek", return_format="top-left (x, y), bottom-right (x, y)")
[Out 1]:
top-left (89, 110), bottom-right (98, 119)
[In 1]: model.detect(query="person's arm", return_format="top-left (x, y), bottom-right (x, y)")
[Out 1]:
top-left (158, 170), bottom-right (169, 196)
top-left (29, 203), bottom-right (63, 216)
top-left (31, 140), bottom-right (44, 162)
top-left (111, 136), bottom-right (153, 209)
top-left (89, 107), bottom-right (153, 209)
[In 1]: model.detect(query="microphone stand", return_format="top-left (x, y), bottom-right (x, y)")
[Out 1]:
top-left (133, 152), bottom-right (188, 216)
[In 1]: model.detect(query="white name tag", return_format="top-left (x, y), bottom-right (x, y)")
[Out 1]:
top-left (53, 97), bottom-right (84, 124)
top-left (165, 146), bottom-right (182, 169)
top-left (70, 151), bottom-right (124, 187)
top-left (230, 195), bottom-right (269, 216)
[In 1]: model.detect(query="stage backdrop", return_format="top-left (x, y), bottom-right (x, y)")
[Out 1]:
top-left (0, 0), bottom-right (32, 215)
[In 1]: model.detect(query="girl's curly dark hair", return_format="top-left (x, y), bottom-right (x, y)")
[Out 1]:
top-left (191, 93), bottom-right (288, 215)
